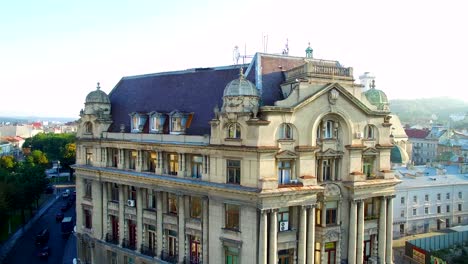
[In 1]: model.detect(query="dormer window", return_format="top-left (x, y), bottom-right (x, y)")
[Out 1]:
top-left (227, 123), bottom-right (241, 139)
top-left (148, 112), bottom-right (166, 134)
top-left (129, 112), bottom-right (147, 133)
top-left (169, 110), bottom-right (192, 135)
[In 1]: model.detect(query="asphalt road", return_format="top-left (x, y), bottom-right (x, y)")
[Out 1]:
top-left (4, 189), bottom-right (76, 264)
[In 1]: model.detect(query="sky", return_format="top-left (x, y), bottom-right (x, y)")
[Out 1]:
top-left (1, 0), bottom-right (467, 119)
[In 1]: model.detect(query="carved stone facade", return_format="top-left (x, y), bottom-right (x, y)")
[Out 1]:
top-left (74, 52), bottom-right (399, 264)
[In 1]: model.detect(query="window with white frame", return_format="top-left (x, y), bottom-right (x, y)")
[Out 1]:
top-left (225, 204), bottom-right (240, 231)
top-left (437, 193), bottom-right (441, 201)
top-left (148, 112), bottom-right (166, 134)
top-left (279, 123), bottom-right (293, 139)
top-left (169, 111), bottom-right (191, 134)
top-left (227, 123), bottom-right (241, 139)
top-left (413, 195), bottom-right (417, 203)
top-left (400, 209), bottom-right (405, 217)
top-left (458, 203), bottom-right (462, 211)
top-left (129, 112), bottom-right (147, 133)
top-left (447, 193), bottom-right (450, 200)
top-left (278, 207), bottom-right (290, 231)
top-left (191, 156), bottom-right (203, 178)
top-left (278, 160), bottom-right (293, 185)
top-left (459, 192), bottom-right (463, 199)
top-left (425, 207), bottom-right (429, 214)
top-left (226, 160), bottom-right (241, 184)
top-left (412, 208), bottom-right (417, 216)
top-left (437, 206), bottom-right (441, 214)
top-left (447, 205), bottom-right (450, 213)
top-left (401, 197), bottom-right (405, 205)
top-left (425, 194), bottom-right (429, 202)
top-left (317, 119), bottom-right (338, 140)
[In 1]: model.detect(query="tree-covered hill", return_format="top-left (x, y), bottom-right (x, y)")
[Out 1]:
top-left (390, 97), bottom-right (468, 127)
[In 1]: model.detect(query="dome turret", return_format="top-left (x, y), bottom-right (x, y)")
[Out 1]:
top-left (85, 82), bottom-right (110, 104)
top-left (363, 80), bottom-right (389, 111)
top-left (223, 70), bottom-right (258, 97)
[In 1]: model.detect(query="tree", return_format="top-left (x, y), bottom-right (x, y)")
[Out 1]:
top-left (0, 155), bottom-right (16, 170)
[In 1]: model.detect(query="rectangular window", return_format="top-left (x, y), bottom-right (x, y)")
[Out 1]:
top-left (278, 208), bottom-right (290, 232)
top-left (168, 154), bottom-right (178, 175)
top-left (167, 230), bottom-right (178, 257)
top-left (225, 204), bottom-right (240, 231)
top-left (400, 210), bottom-right (405, 218)
top-left (324, 120), bottom-right (334, 139)
top-left (447, 193), bottom-right (450, 200)
top-left (147, 190), bottom-right (156, 209)
top-left (111, 183), bottom-right (119, 201)
top-left (425, 194), bottom-right (429, 202)
top-left (437, 193), bottom-right (441, 201)
top-left (326, 208), bottom-right (337, 225)
top-left (401, 197), bottom-right (405, 205)
top-left (190, 197), bottom-right (202, 219)
top-left (192, 156), bottom-right (203, 178)
top-left (226, 160), bottom-right (241, 184)
top-left (84, 179), bottom-right (92, 198)
top-left (168, 194), bottom-right (178, 215)
top-left (129, 151), bottom-right (137, 170)
top-left (225, 246), bottom-right (239, 264)
top-left (413, 196), bottom-right (417, 203)
top-left (413, 208), bottom-right (417, 216)
top-left (278, 160), bottom-right (292, 184)
top-left (124, 256), bottom-right (134, 264)
top-left (447, 205), bottom-right (450, 213)
top-left (437, 206), bottom-right (441, 214)
top-left (459, 192), bottom-right (463, 199)
top-left (128, 186), bottom-right (137, 202)
top-left (84, 209), bottom-right (92, 229)
top-left (425, 207), bottom-right (429, 214)
top-left (322, 159), bottom-right (332, 181)
top-left (458, 204), bottom-right (462, 211)
top-left (458, 216), bottom-right (462, 224)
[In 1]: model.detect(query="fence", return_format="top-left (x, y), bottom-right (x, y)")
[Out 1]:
top-left (408, 231), bottom-right (468, 251)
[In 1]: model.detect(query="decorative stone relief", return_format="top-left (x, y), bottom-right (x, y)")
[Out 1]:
top-left (328, 89), bottom-right (339, 105)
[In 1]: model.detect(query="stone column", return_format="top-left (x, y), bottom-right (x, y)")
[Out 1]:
top-left (118, 149), bottom-right (124, 169)
top-left (378, 197), bottom-right (387, 264)
top-left (76, 177), bottom-right (84, 234)
top-left (348, 200), bottom-right (357, 264)
top-left (202, 198), bottom-right (209, 264)
top-left (321, 202), bottom-right (326, 228)
top-left (269, 209), bottom-right (278, 264)
top-left (258, 210), bottom-right (268, 264)
top-left (307, 206), bottom-right (316, 264)
top-left (136, 150), bottom-right (142, 172)
top-left (156, 151), bottom-right (163, 174)
top-left (356, 200), bottom-right (365, 264)
top-left (102, 182), bottom-right (108, 240)
top-left (118, 185), bottom-right (125, 245)
top-left (178, 195), bottom-right (186, 263)
top-left (156, 191), bottom-right (163, 258)
top-left (136, 187), bottom-right (143, 253)
top-left (298, 206), bottom-right (307, 264)
top-left (385, 197), bottom-right (394, 264)
top-left (178, 153), bottom-right (185, 176)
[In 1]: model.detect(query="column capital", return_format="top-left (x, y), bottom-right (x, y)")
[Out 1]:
top-left (385, 195), bottom-right (396, 200)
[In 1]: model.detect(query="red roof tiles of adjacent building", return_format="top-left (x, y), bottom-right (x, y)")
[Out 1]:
top-left (404, 129), bottom-right (430, 139)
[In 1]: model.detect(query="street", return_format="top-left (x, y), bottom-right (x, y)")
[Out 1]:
top-left (3, 188), bottom-right (76, 264)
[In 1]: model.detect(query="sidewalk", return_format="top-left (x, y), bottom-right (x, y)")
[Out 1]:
top-left (62, 233), bottom-right (77, 264)
top-left (0, 194), bottom-right (59, 263)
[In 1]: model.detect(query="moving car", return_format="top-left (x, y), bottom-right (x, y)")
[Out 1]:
top-left (62, 189), bottom-right (70, 199)
top-left (37, 246), bottom-right (50, 258)
top-left (61, 217), bottom-right (74, 238)
top-left (35, 228), bottom-right (49, 245)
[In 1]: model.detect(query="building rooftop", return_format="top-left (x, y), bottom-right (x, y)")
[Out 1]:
top-left (395, 165), bottom-right (468, 189)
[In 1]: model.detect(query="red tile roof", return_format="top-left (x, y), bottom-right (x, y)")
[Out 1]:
top-left (404, 129), bottom-right (430, 139)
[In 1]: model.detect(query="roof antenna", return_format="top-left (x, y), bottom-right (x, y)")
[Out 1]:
top-left (97, 82), bottom-right (100, 90)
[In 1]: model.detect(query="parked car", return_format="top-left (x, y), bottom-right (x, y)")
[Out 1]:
top-left (35, 228), bottom-right (49, 245)
top-left (56, 212), bottom-right (64, 222)
top-left (45, 185), bottom-right (54, 194)
top-left (37, 246), bottom-right (50, 258)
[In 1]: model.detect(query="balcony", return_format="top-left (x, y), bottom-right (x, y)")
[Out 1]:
top-left (108, 201), bottom-right (119, 211)
top-left (102, 132), bottom-right (209, 146)
top-left (105, 233), bottom-right (119, 245)
top-left (184, 256), bottom-right (202, 264)
top-left (140, 244), bottom-right (156, 257)
top-left (143, 209), bottom-right (157, 220)
top-left (161, 250), bottom-right (178, 263)
top-left (122, 238), bottom-right (137, 251)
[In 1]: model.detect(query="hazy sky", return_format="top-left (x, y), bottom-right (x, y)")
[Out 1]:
top-left (1, 0), bottom-right (467, 119)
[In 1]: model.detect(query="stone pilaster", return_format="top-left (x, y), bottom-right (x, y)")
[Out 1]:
top-left (102, 182), bottom-right (108, 240)
top-left (92, 179), bottom-right (103, 239)
top-left (258, 210), bottom-right (268, 264)
top-left (386, 197), bottom-right (394, 264)
top-left (348, 200), bottom-right (357, 264)
top-left (178, 195), bottom-right (185, 263)
top-left (118, 184), bottom-right (125, 245)
top-left (202, 198), bottom-right (209, 264)
top-left (378, 197), bottom-right (387, 264)
top-left (136, 187), bottom-right (143, 253)
top-left (307, 206), bottom-right (316, 264)
top-left (298, 206), bottom-right (307, 264)
top-left (357, 200), bottom-right (365, 264)
top-left (269, 209), bottom-right (278, 264)
top-left (156, 191), bottom-right (163, 258)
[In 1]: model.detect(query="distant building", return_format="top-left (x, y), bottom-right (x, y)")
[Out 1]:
top-left (74, 51), bottom-right (399, 264)
top-left (0, 124), bottom-right (43, 138)
top-left (393, 165), bottom-right (468, 238)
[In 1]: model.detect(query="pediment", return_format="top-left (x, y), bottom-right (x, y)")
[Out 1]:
top-left (276, 150), bottom-right (298, 159)
top-left (362, 147), bottom-right (379, 156)
top-left (316, 148), bottom-right (344, 157)
top-left (294, 83), bottom-right (388, 116)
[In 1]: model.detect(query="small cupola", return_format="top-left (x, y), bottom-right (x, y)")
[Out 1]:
top-left (221, 68), bottom-right (260, 117)
top-left (363, 80), bottom-right (389, 111)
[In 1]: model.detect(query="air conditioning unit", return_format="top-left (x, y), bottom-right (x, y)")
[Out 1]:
top-left (127, 199), bottom-right (135, 207)
top-left (290, 179), bottom-right (298, 184)
top-left (279, 221), bottom-right (289, 231)
top-left (355, 132), bottom-right (363, 139)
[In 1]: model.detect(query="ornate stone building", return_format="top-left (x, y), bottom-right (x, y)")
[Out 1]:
top-left (74, 51), bottom-right (399, 264)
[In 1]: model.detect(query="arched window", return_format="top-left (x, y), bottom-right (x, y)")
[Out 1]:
top-left (85, 122), bottom-right (93, 134)
top-left (280, 123), bottom-right (293, 139)
top-left (227, 123), bottom-right (241, 139)
top-left (364, 125), bottom-right (375, 139)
